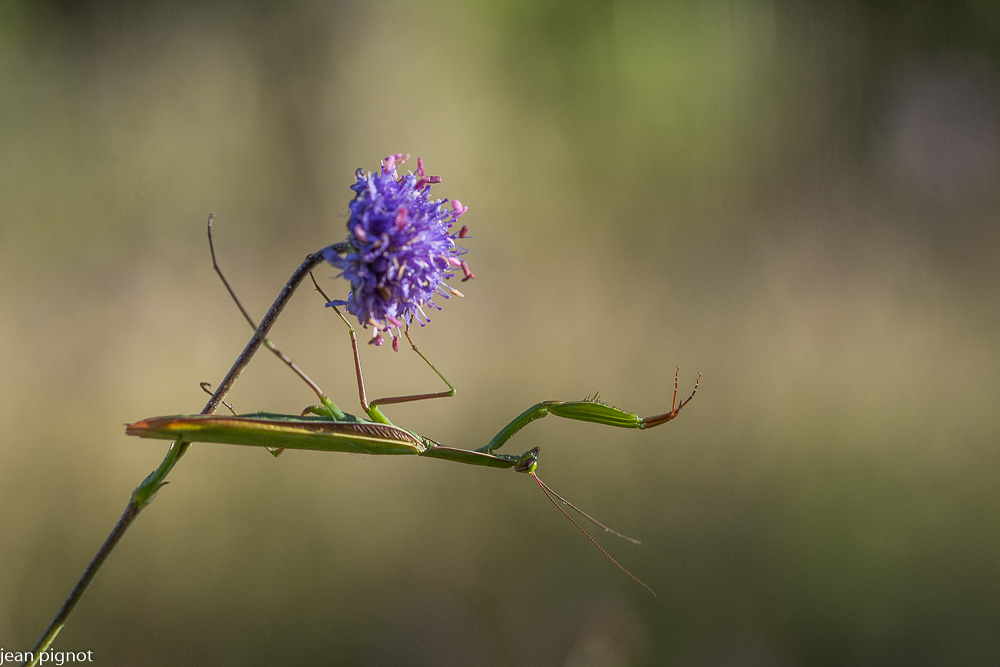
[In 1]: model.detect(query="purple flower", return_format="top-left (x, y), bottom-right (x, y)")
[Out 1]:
top-left (322, 154), bottom-right (473, 350)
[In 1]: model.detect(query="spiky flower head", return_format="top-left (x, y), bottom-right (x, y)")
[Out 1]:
top-left (322, 153), bottom-right (473, 350)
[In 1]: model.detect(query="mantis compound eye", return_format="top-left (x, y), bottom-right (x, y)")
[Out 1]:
top-left (514, 446), bottom-right (540, 474)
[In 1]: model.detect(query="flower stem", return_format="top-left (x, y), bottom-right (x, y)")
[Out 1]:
top-left (23, 240), bottom-right (338, 666)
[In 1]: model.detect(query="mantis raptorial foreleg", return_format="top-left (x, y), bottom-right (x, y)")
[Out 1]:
top-left (478, 367), bottom-right (700, 455)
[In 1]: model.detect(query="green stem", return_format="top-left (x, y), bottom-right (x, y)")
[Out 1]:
top-left (23, 246), bottom-right (332, 667)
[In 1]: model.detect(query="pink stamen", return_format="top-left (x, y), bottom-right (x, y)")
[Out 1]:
top-left (392, 336), bottom-right (400, 352)
top-left (417, 157), bottom-right (425, 177)
top-left (458, 225), bottom-right (469, 238)
top-left (395, 207), bottom-right (408, 231)
top-left (382, 153), bottom-right (409, 175)
top-left (461, 260), bottom-right (475, 281)
top-left (353, 224), bottom-right (368, 242)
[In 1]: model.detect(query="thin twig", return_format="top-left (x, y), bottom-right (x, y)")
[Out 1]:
top-left (23, 216), bottom-right (337, 666)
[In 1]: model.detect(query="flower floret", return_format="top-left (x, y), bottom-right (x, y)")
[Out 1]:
top-left (322, 154), bottom-right (473, 349)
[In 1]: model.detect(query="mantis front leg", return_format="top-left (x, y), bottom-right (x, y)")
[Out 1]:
top-left (478, 367), bottom-right (700, 455)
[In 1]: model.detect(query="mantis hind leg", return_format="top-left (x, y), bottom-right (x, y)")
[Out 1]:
top-left (200, 381), bottom-right (291, 457)
top-left (207, 217), bottom-right (348, 425)
top-left (477, 367), bottom-right (700, 455)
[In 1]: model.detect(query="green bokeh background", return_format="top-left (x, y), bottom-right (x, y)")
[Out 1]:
top-left (3, 2), bottom-right (999, 665)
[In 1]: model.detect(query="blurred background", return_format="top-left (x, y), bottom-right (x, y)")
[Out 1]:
top-left (2, 1), bottom-right (999, 665)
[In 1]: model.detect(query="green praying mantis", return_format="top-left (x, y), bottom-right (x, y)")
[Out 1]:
top-left (125, 219), bottom-right (700, 595)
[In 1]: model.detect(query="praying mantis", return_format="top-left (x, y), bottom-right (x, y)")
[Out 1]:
top-left (125, 219), bottom-right (700, 594)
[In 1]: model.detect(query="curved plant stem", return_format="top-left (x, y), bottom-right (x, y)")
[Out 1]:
top-left (24, 231), bottom-right (344, 666)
